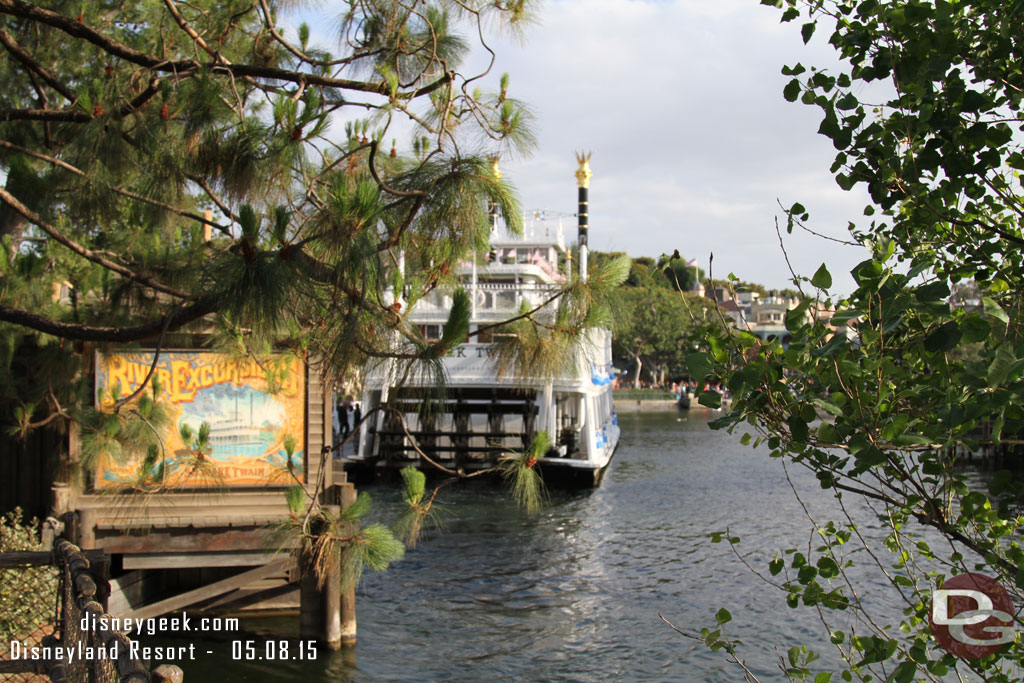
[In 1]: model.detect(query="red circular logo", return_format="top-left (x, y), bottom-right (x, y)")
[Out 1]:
top-left (930, 573), bottom-right (1015, 659)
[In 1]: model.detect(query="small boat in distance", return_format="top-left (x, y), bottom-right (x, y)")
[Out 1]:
top-left (347, 154), bottom-right (620, 487)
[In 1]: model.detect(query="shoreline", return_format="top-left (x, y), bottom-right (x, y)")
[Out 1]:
top-left (613, 398), bottom-right (730, 413)
top-left (613, 399), bottom-right (679, 412)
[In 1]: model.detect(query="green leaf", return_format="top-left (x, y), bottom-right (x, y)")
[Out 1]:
top-left (788, 414), bottom-right (809, 443)
top-left (811, 263), bottom-right (832, 289)
top-left (715, 608), bottom-right (732, 625)
top-left (801, 21), bottom-right (816, 43)
top-left (353, 523), bottom-right (405, 572)
top-left (812, 398), bottom-right (843, 417)
top-left (339, 490), bottom-right (373, 522)
top-left (923, 321), bottom-right (961, 352)
top-left (686, 352), bottom-right (712, 383)
top-left (830, 309), bottom-right (864, 325)
top-left (439, 287), bottom-right (471, 350)
top-left (914, 281), bottom-right (949, 302)
top-left (836, 92), bottom-right (858, 110)
top-left (987, 343), bottom-right (1018, 387)
top-left (785, 299), bottom-right (811, 332)
top-left (854, 446), bottom-right (886, 469)
top-left (891, 661), bottom-right (917, 683)
top-left (983, 297), bottom-right (1009, 323)
top-left (784, 79), bottom-right (802, 102)
top-left (400, 466), bottom-right (426, 506)
top-left (699, 390), bottom-right (722, 409)
top-left (599, 254), bottom-right (632, 287)
top-left (238, 204), bottom-right (259, 242)
top-left (960, 314), bottom-right (991, 343)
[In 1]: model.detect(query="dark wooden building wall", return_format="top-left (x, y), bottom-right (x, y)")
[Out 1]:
top-left (0, 417), bottom-right (62, 521)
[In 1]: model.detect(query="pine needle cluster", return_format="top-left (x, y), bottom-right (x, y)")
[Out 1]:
top-left (270, 490), bottom-right (405, 590)
top-left (499, 431), bottom-right (550, 514)
top-left (392, 465), bottom-right (442, 547)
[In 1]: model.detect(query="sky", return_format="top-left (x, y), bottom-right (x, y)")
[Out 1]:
top-left (299, 0), bottom-right (877, 293)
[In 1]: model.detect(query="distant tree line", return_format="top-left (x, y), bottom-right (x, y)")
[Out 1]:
top-left (591, 250), bottom-right (720, 388)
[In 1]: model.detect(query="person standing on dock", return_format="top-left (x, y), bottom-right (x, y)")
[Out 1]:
top-left (353, 402), bottom-right (362, 442)
top-left (339, 397), bottom-right (353, 440)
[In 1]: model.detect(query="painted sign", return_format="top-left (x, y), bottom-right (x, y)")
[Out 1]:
top-left (94, 350), bottom-right (306, 487)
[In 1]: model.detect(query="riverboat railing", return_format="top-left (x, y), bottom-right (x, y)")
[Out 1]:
top-left (413, 282), bottom-right (562, 318)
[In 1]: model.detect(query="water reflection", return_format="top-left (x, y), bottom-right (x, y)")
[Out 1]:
top-left (342, 411), bottom-right (848, 681)
top-left (140, 410), bottom-right (1011, 681)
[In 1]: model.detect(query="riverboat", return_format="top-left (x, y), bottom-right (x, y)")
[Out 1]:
top-left (347, 154), bottom-right (620, 487)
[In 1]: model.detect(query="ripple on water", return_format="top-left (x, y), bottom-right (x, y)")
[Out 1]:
top-left (140, 411), bottom-right (930, 682)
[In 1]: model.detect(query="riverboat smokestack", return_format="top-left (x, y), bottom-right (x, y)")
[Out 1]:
top-left (575, 151), bottom-right (592, 282)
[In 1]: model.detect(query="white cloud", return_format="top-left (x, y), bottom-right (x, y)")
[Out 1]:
top-left (286, 0), bottom-right (876, 292)
top-left (468, 0), bottom-right (872, 292)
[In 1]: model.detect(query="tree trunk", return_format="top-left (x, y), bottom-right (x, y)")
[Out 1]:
top-left (632, 352), bottom-right (642, 389)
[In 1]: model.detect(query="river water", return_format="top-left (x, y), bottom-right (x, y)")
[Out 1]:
top-left (145, 410), bottom-right (985, 681)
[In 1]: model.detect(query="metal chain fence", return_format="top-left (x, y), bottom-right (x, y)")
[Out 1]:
top-left (48, 538), bottom-right (149, 683)
top-left (0, 508), bottom-right (58, 683)
top-left (2, 521), bottom-right (161, 682)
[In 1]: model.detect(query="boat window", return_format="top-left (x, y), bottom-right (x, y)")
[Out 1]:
top-left (496, 290), bottom-right (517, 309)
top-left (419, 324), bottom-right (442, 341)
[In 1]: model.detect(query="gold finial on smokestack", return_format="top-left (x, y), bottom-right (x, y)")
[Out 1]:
top-left (490, 155), bottom-right (502, 179)
top-left (574, 151), bottom-right (592, 188)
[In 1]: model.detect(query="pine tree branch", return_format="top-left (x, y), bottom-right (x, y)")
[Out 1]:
top-left (368, 139), bottom-right (427, 199)
top-left (256, 0), bottom-right (319, 65)
top-left (0, 106), bottom-right (87, 122)
top-left (253, 0), bottom-right (381, 69)
top-left (110, 310), bottom-right (175, 412)
top-left (116, 76), bottom-right (161, 116)
top-left (160, 0), bottom-right (218, 60)
top-left (0, 76), bottom-right (159, 122)
top-left (0, 186), bottom-right (191, 298)
top-left (0, 0), bottom-right (453, 98)
top-left (0, 139), bottom-right (231, 236)
top-left (0, 27), bottom-right (76, 102)
top-left (185, 174), bottom-right (239, 224)
top-left (0, 297), bottom-right (218, 342)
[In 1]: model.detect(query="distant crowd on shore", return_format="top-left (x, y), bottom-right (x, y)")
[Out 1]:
top-left (613, 380), bottom-right (728, 398)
